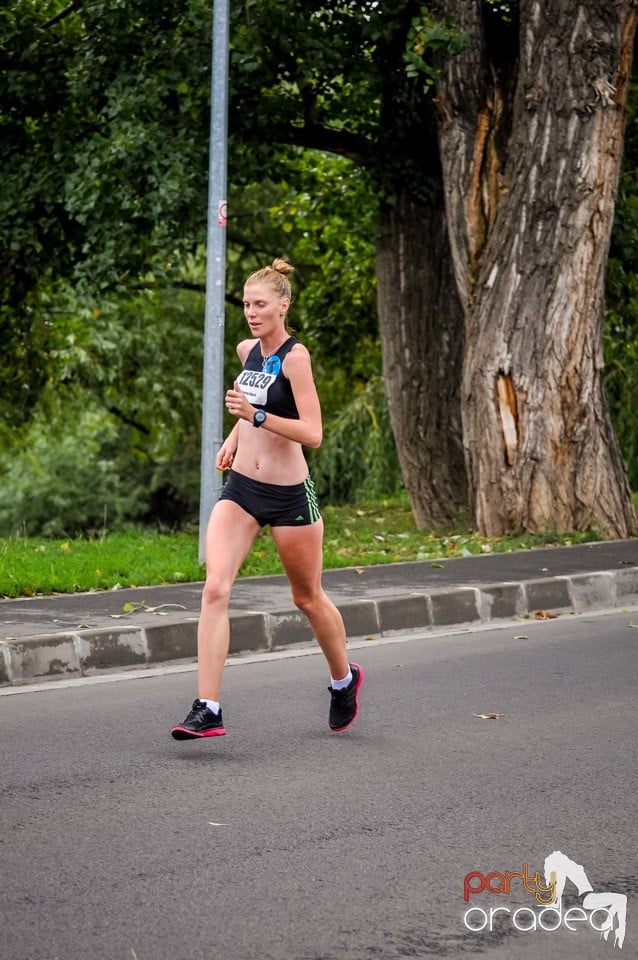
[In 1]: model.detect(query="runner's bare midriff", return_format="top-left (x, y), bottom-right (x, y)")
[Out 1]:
top-left (232, 421), bottom-right (309, 485)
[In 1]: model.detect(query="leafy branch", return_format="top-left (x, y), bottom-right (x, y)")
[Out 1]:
top-left (43, 0), bottom-right (85, 30)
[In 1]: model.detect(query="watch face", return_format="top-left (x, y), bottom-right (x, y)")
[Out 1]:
top-left (254, 410), bottom-right (267, 426)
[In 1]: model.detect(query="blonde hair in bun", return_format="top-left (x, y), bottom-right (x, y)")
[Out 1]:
top-left (246, 257), bottom-right (295, 300)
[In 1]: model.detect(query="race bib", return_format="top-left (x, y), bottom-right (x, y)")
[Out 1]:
top-left (236, 368), bottom-right (277, 406)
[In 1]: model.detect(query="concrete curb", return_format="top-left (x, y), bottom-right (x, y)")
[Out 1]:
top-left (2, 567), bottom-right (638, 687)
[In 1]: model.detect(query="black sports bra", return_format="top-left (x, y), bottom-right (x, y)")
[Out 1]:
top-left (235, 336), bottom-right (300, 419)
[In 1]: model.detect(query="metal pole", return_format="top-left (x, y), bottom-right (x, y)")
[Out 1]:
top-left (198, 0), bottom-right (230, 562)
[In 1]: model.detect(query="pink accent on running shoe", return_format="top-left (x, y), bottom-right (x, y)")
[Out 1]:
top-left (171, 725), bottom-right (226, 738)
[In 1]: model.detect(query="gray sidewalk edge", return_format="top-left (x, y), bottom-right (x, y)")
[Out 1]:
top-left (2, 567), bottom-right (638, 687)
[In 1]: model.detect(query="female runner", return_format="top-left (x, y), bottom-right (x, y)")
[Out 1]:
top-left (171, 258), bottom-right (363, 739)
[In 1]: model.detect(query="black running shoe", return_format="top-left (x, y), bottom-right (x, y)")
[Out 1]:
top-left (171, 700), bottom-right (226, 739)
top-left (328, 662), bottom-right (364, 732)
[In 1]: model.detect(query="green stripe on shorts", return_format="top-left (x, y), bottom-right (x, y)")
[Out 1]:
top-left (304, 476), bottom-right (321, 523)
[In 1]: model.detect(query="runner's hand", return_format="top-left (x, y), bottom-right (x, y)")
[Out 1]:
top-left (225, 381), bottom-right (254, 422)
top-left (216, 440), bottom-right (236, 471)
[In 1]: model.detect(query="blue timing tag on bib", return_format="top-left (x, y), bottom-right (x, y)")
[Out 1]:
top-left (263, 355), bottom-right (282, 376)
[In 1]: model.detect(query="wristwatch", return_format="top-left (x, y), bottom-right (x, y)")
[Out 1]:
top-left (253, 409), bottom-right (267, 428)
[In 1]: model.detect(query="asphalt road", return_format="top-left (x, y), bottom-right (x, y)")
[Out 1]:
top-left (1, 611), bottom-right (637, 960)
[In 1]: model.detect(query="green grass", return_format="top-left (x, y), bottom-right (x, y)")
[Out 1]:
top-left (0, 491), bottom-right (608, 599)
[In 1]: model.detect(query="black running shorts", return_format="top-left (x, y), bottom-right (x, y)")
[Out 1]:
top-left (218, 470), bottom-right (321, 527)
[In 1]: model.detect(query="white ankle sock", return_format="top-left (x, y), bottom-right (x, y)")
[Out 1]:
top-left (201, 699), bottom-right (220, 714)
top-left (330, 669), bottom-right (352, 691)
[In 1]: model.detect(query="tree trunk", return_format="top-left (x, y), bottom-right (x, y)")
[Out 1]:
top-left (437, 0), bottom-right (637, 536)
top-left (376, 191), bottom-right (467, 527)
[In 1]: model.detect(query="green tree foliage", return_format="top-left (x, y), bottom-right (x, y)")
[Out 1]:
top-left (0, 160), bottom-right (390, 535)
top-left (262, 155), bottom-right (380, 416)
top-left (1, 0), bottom-right (459, 318)
top-left (0, 280), bottom-right (209, 536)
top-left (1, 0), bottom-right (386, 423)
top-left (1, 0), bottom-right (637, 534)
top-left (605, 81), bottom-right (638, 488)
top-left (308, 376), bottom-right (402, 504)
top-left (0, 405), bottom-right (148, 537)
top-left (0, 0), bottom-right (391, 531)
top-left (2, 0), bottom-right (212, 289)
top-left (1, 0), bottom-right (212, 424)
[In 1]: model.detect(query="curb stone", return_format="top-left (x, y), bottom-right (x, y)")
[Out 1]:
top-left (2, 567), bottom-right (638, 687)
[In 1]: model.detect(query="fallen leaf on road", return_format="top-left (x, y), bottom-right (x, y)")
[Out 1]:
top-left (431, 562), bottom-right (443, 569)
top-left (628, 623), bottom-right (638, 629)
top-left (534, 610), bottom-right (557, 619)
top-left (355, 568), bottom-right (365, 574)
top-left (121, 601), bottom-right (187, 615)
top-left (514, 635), bottom-right (528, 640)
top-left (473, 713), bottom-right (505, 720)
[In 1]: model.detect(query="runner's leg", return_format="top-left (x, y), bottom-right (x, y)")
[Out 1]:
top-left (271, 520), bottom-right (349, 680)
top-left (198, 499), bottom-right (261, 700)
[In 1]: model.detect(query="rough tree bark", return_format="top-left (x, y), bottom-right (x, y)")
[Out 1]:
top-left (435, 0), bottom-right (637, 536)
top-left (376, 192), bottom-right (467, 527)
